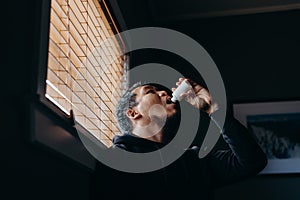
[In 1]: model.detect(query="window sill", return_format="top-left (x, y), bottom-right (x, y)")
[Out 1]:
top-left (29, 100), bottom-right (97, 171)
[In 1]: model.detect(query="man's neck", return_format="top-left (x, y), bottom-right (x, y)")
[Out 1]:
top-left (133, 128), bottom-right (163, 143)
top-left (132, 125), bottom-right (165, 143)
top-left (146, 132), bottom-right (164, 143)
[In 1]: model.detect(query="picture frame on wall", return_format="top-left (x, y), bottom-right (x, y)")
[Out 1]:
top-left (233, 100), bottom-right (300, 174)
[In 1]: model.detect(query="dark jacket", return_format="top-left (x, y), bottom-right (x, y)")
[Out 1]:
top-left (91, 115), bottom-right (267, 200)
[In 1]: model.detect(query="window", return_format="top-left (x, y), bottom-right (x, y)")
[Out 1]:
top-left (31, 0), bottom-right (127, 170)
top-left (45, 0), bottom-right (128, 147)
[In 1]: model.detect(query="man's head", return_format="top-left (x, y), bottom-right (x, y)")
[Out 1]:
top-left (116, 82), bottom-right (181, 143)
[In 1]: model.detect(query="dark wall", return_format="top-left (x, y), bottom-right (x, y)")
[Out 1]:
top-left (3, 1), bottom-right (91, 199)
top-left (164, 10), bottom-right (300, 102)
top-left (162, 10), bottom-right (300, 200)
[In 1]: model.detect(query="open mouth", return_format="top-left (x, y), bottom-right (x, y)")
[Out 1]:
top-left (166, 97), bottom-right (174, 104)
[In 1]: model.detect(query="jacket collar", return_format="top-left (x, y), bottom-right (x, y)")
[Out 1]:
top-left (112, 134), bottom-right (166, 153)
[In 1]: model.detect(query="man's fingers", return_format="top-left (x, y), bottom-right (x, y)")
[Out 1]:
top-left (196, 94), bottom-right (211, 104)
top-left (179, 92), bottom-right (188, 98)
top-left (177, 77), bottom-right (187, 85)
top-left (180, 90), bottom-right (195, 98)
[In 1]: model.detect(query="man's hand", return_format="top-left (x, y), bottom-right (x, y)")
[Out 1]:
top-left (172, 78), bottom-right (218, 115)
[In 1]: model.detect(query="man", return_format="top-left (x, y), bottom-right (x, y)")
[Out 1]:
top-left (91, 78), bottom-right (267, 200)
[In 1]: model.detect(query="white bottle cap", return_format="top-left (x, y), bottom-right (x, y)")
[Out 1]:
top-left (171, 96), bottom-right (177, 103)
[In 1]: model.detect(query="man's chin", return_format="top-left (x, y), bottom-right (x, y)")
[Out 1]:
top-left (166, 103), bottom-right (179, 116)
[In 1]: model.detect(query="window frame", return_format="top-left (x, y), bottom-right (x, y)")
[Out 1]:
top-left (31, 0), bottom-right (128, 171)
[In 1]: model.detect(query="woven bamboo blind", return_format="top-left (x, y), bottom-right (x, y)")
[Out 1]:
top-left (46, 0), bottom-right (128, 147)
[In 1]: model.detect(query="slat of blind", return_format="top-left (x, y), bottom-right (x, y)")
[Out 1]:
top-left (51, 1), bottom-right (68, 30)
top-left (98, 8), bottom-right (112, 39)
top-left (69, 48), bottom-right (83, 69)
top-left (56, 0), bottom-right (68, 7)
top-left (69, 35), bottom-right (86, 57)
top-left (49, 24), bottom-right (68, 49)
top-left (48, 52), bottom-right (64, 71)
top-left (69, 21), bottom-right (85, 45)
top-left (99, 129), bottom-right (113, 141)
top-left (48, 42), bottom-right (69, 71)
top-left (73, 0), bottom-right (86, 13)
top-left (69, 0), bottom-right (87, 23)
top-left (89, 0), bottom-right (101, 18)
top-left (87, 9), bottom-right (101, 36)
top-left (68, 7), bottom-right (87, 34)
top-left (46, 72), bottom-right (72, 111)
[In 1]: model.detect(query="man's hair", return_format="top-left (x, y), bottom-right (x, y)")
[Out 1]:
top-left (115, 82), bottom-right (146, 134)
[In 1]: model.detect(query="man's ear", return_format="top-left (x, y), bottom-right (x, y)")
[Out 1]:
top-left (126, 109), bottom-right (142, 120)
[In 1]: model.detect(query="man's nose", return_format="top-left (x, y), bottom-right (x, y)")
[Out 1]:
top-left (158, 90), bottom-right (168, 97)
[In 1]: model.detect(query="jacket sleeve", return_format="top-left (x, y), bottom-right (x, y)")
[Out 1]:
top-left (206, 113), bottom-right (268, 188)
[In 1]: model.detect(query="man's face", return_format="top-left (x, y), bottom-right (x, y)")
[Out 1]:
top-left (132, 85), bottom-right (178, 120)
